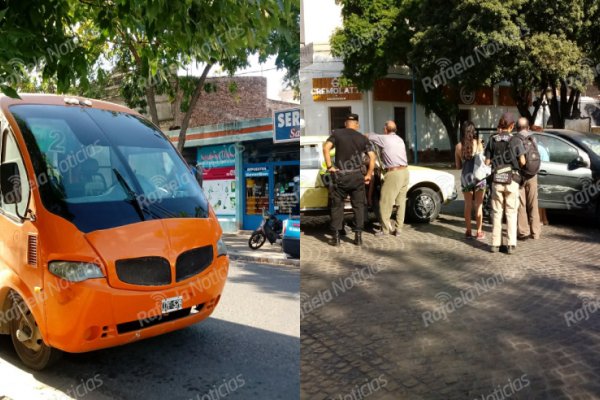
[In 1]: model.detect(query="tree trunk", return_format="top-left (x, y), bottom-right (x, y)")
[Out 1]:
top-left (146, 85), bottom-right (160, 126)
top-left (435, 108), bottom-right (459, 149)
top-left (549, 83), bottom-right (562, 128)
top-left (170, 76), bottom-right (183, 129)
top-left (177, 63), bottom-right (214, 154)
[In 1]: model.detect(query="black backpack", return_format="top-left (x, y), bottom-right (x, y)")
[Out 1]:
top-left (517, 133), bottom-right (541, 178)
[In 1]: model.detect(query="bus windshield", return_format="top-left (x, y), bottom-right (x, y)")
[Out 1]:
top-left (10, 104), bottom-right (209, 233)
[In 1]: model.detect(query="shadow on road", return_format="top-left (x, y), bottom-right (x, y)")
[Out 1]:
top-left (300, 209), bottom-right (600, 398)
top-left (1, 317), bottom-right (299, 399)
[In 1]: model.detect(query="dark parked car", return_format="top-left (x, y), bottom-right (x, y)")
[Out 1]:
top-left (532, 129), bottom-right (600, 223)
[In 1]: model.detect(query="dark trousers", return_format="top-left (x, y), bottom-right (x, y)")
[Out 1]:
top-left (330, 171), bottom-right (365, 232)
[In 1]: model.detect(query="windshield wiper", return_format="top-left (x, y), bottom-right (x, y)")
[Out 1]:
top-left (112, 168), bottom-right (146, 221)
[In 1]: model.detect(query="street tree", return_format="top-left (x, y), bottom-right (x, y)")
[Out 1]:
top-left (331, 0), bottom-right (599, 149)
top-left (80, 0), bottom-right (296, 152)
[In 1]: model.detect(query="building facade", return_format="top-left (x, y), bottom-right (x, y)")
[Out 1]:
top-left (300, 0), bottom-right (521, 159)
top-left (167, 117), bottom-right (300, 232)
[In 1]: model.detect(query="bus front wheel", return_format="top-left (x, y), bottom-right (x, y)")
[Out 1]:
top-left (8, 291), bottom-right (62, 370)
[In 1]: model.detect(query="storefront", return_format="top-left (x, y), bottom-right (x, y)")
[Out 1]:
top-left (196, 143), bottom-right (237, 231)
top-left (242, 139), bottom-right (299, 230)
top-left (168, 115), bottom-right (300, 232)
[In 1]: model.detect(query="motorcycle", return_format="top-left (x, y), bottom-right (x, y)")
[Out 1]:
top-left (248, 210), bottom-right (283, 250)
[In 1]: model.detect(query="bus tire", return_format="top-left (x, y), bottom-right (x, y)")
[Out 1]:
top-left (8, 291), bottom-right (62, 370)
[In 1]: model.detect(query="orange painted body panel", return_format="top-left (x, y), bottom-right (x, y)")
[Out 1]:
top-left (0, 94), bottom-right (229, 353)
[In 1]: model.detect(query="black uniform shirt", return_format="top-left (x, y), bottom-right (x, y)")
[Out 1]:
top-left (326, 128), bottom-right (371, 170)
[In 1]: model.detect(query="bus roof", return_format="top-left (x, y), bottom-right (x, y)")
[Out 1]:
top-left (0, 93), bottom-right (140, 117)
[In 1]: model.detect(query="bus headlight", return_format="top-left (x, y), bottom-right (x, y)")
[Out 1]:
top-left (217, 238), bottom-right (228, 257)
top-left (49, 261), bottom-right (105, 282)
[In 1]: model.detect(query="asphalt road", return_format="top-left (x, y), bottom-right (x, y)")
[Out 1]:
top-left (0, 261), bottom-right (300, 400)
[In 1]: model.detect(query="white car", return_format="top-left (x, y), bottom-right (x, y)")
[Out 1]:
top-left (300, 135), bottom-right (457, 223)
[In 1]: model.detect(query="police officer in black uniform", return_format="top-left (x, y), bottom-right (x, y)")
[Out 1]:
top-left (323, 114), bottom-right (375, 246)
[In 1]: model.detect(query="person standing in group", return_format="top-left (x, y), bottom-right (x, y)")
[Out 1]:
top-left (368, 120), bottom-right (409, 236)
top-left (455, 121), bottom-right (486, 239)
top-left (514, 118), bottom-right (542, 239)
top-left (323, 114), bottom-right (375, 246)
top-left (485, 112), bottom-right (524, 254)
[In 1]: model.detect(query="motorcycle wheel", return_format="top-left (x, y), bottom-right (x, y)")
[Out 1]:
top-left (248, 232), bottom-right (267, 249)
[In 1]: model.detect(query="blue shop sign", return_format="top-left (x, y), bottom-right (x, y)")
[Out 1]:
top-left (273, 108), bottom-right (300, 143)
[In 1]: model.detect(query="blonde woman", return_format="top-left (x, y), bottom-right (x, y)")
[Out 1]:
top-left (455, 121), bottom-right (486, 239)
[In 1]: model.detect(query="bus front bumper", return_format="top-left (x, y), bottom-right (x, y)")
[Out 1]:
top-left (42, 257), bottom-right (229, 353)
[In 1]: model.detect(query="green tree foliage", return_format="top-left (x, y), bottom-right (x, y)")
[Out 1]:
top-left (76, 0), bottom-right (296, 152)
top-left (0, 0), bottom-right (94, 97)
top-left (331, 0), bottom-right (600, 148)
top-left (2, 0), bottom-right (297, 154)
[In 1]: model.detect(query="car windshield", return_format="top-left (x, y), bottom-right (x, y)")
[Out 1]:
top-left (10, 104), bottom-right (209, 233)
top-left (581, 136), bottom-right (600, 157)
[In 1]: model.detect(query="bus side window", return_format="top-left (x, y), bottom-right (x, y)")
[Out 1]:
top-left (0, 130), bottom-right (31, 218)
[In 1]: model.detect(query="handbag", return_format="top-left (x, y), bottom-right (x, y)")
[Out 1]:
top-left (473, 153), bottom-right (491, 181)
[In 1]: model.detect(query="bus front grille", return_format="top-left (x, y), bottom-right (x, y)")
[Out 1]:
top-left (176, 246), bottom-right (214, 282)
top-left (115, 257), bottom-right (172, 286)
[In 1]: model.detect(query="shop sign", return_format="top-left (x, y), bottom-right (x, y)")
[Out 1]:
top-left (312, 77), bottom-right (362, 101)
top-left (197, 144), bottom-right (236, 168)
top-left (274, 108), bottom-right (301, 143)
top-left (245, 166), bottom-right (269, 177)
top-left (202, 166), bottom-right (235, 180)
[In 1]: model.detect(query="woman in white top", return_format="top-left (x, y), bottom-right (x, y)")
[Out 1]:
top-left (455, 121), bottom-right (486, 239)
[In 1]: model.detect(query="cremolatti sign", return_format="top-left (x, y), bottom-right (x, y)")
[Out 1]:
top-left (311, 77), bottom-right (362, 102)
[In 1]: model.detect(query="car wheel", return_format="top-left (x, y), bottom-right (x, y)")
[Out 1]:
top-left (407, 187), bottom-right (442, 223)
top-left (8, 291), bottom-right (62, 370)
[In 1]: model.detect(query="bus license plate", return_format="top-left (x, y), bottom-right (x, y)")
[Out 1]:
top-left (162, 296), bottom-right (183, 314)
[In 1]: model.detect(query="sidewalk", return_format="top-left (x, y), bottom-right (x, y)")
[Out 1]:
top-left (222, 231), bottom-right (300, 267)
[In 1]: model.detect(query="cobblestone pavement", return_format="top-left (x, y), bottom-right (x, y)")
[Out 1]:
top-left (300, 209), bottom-right (600, 400)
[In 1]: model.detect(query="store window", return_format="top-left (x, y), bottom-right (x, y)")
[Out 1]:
top-left (274, 165), bottom-right (299, 215)
top-left (244, 140), bottom-right (298, 163)
top-left (329, 107), bottom-right (352, 132)
top-left (245, 167), bottom-right (269, 215)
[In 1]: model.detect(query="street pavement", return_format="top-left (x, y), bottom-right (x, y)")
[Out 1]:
top-left (222, 232), bottom-right (300, 267)
top-left (301, 197), bottom-right (600, 399)
top-left (0, 260), bottom-right (299, 400)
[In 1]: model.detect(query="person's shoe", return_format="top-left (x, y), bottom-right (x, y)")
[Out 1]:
top-left (476, 231), bottom-right (486, 240)
top-left (507, 245), bottom-right (516, 254)
top-left (393, 230), bottom-right (401, 237)
top-left (339, 228), bottom-right (347, 236)
top-left (374, 230), bottom-right (386, 237)
top-left (490, 246), bottom-right (500, 253)
top-left (354, 231), bottom-right (363, 246)
top-left (332, 231), bottom-right (341, 247)
top-left (465, 230), bottom-right (473, 239)
top-left (517, 234), bottom-right (529, 241)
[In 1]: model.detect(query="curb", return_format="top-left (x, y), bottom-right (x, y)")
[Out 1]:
top-left (228, 253), bottom-right (300, 267)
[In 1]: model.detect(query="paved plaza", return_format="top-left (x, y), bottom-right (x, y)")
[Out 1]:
top-left (300, 207), bottom-right (600, 399)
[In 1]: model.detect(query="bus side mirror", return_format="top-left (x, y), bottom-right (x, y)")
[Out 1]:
top-left (0, 162), bottom-right (22, 204)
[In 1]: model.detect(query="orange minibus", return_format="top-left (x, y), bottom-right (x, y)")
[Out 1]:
top-left (0, 94), bottom-right (229, 370)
